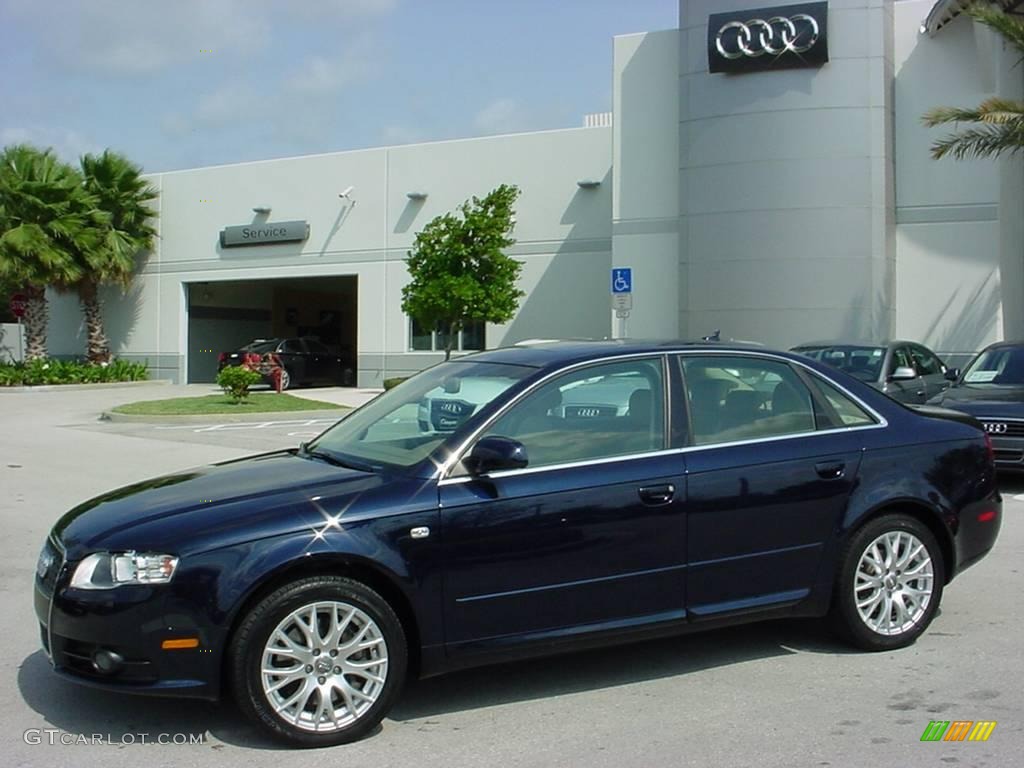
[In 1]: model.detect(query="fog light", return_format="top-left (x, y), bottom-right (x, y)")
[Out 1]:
top-left (91, 649), bottom-right (124, 675)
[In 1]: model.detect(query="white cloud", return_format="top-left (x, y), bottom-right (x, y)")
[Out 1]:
top-left (473, 98), bottom-right (531, 135)
top-left (379, 124), bottom-right (423, 146)
top-left (6, 0), bottom-right (271, 76)
top-left (0, 126), bottom-right (102, 162)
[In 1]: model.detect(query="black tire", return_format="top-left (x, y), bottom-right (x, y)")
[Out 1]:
top-left (829, 514), bottom-right (945, 651)
top-left (230, 576), bottom-right (407, 747)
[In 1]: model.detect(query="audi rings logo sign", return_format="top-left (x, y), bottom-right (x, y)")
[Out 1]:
top-left (708, 2), bottom-right (829, 74)
top-left (983, 422), bottom-right (1008, 435)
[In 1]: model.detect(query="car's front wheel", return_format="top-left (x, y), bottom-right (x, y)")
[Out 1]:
top-left (830, 514), bottom-right (944, 651)
top-left (230, 576), bottom-right (407, 746)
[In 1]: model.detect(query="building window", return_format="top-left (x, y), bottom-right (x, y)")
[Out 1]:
top-left (409, 318), bottom-right (485, 352)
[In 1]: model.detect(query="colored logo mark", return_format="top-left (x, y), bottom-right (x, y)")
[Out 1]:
top-left (920, 720), bottom-right (996, 742)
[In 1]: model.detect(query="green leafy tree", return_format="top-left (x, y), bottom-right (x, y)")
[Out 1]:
top-left (401, 184), bottom-right (524, 360)
top-left (77, 150), bottom-right (158, 363)
top-left (0, 145), bottom-right (100, 360)
top-left (923, 3), bottom-right (1024, 159)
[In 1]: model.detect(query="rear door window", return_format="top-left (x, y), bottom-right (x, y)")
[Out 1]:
top-left (680, 356), bottom-right (815, 446)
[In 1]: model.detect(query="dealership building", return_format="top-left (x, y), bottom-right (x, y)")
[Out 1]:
top-left (38, 0), bottom-right (1024, 385)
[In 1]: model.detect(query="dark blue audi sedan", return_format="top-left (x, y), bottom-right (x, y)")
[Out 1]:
top-left (34, 341), bottom-right (1001, 746)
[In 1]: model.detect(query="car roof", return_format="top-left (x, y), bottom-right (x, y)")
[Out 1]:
top-left (980, 340), bottom-right (1024, 350)
top-left (458, 339), bottom-right (787, 370)
top-left (792, 340), bottom-right (896, 348)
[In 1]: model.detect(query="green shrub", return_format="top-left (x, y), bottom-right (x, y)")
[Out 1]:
top-left (216, 365), bottom-right (263, 403)
top-left (0, 358), bottom-right (149, 386)
top-left (383, 377), bottom-right (407, 390)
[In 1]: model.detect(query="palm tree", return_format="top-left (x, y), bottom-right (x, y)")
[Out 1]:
top-left (0, 145), bottom-right (100, 360)
top-left (78, 150), bottom-right (158, 363)
top-left (923, 3), bottom-right (1024, 159)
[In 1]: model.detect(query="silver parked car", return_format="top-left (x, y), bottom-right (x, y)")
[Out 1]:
top-left (791, 340), bottom-right (955, 404)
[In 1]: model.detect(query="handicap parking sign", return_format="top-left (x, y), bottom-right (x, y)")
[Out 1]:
top-left (611, 268), bottom-right (632, 294)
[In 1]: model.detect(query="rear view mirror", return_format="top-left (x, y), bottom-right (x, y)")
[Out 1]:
top-left (890, 366), bottom-right (917, 381)
top-left (464, 436), bottom-right (528, 476)
top-left (442, 378), bottom-right (461, 394)
top-left (944, 368), bottom-right (960, 382)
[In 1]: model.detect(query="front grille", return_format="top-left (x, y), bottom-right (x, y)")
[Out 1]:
top-left (994, 448), bottom-right (1024, 463)
top-left (980, 419), bottom-right (1024, 438)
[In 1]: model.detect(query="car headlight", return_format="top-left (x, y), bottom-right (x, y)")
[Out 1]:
top-left (69, 552), bottom-right (179, 590)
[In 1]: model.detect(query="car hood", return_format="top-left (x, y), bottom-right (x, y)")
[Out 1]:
top-left (930, 384), bottom-right (1024, 417)
top-left (53, 450), bottom-right (384, 558)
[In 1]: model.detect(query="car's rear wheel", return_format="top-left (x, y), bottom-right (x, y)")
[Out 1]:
top-left (830, 514), bottom-right (944, 651)
top-left (230, 576), bottom-right (407, 747)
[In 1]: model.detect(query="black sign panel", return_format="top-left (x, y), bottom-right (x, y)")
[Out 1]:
top-left (219, 220), bottom-right (309, 247)
top-left (708, 2), bottom-right (828, 74)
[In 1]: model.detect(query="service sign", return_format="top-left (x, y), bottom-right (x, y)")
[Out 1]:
top-left (708, 2), bottom-right (828, 74)
top-left (220, 220), bottom-right (310, 248)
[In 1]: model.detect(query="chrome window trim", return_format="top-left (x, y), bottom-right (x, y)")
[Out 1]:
top-left (437, 422), bottom-right (885, 486)
top-left (436, 348), bottom-right (888, 483)
top-left (977, 416), bottom-right (1024, 423)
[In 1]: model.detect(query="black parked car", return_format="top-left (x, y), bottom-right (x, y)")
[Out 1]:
top-left (218, 338), bottom-right (354, 389)
top-left (791, 340), bottom-right (952, 404)
top-left (34, 341), bottom-right (1000, 746)
top-left (928, 340), bottom-right (1024, 469)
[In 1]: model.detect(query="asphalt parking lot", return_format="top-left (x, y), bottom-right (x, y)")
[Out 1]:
top-left (2, 384), bottom-right (1022, 768)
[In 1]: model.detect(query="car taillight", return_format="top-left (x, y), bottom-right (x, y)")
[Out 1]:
top-left (984, 433), bottom-right (995, 463)
top-left (978, 509), bottom-right (997, 523)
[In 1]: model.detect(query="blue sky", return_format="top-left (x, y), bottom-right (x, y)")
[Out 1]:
top-left (0, 0), bottom-right (678, 173)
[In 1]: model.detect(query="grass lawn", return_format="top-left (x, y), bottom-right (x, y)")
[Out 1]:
top-left (112, 393), bottom-right (348, 416)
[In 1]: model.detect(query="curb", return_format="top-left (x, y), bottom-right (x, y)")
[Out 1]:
top-left (0, 380), bottom-right (171, 393)
top-left (99, 408), bottom-right (351, 425)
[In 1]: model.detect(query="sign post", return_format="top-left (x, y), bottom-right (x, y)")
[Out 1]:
top-left (9, 293), bottom-right (26, 362)
top-left (610, 268), bottom-right (632, 339)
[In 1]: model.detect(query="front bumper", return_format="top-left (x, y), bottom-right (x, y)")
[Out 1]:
top-left (34, 540), bottom-right (219, 700)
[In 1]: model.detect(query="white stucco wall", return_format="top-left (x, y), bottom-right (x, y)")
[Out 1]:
top-left (612, 29), bottom-right (680, 339)
top-left (679, 0), bottom-right (896, 347)
top-left (47, 128), bottom-right (612, 384)
top-left (894, 0), bottom-right (1024, 363)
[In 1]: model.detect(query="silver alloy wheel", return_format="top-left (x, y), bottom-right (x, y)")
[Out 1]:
top-left (261, 601), bottom-right (389, 732)
top-left (279, 368), bottom-right (291, 390)
top-left (854, 531), bottom-right (934, 636)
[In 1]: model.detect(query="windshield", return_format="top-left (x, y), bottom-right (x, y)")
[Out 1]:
top-left (961, 346), bottom-right (1024, 386)
top-left (307, 360), bottom-right (534, 470)
top-left (794, 345), bottom-right (885, 382)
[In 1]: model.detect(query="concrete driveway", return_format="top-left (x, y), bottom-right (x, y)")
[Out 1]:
top-left (2, 384), bottom-right (1021, 768)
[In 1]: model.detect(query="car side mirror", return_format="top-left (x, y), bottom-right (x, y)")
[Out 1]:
top-left (889, 366), bottom-right (917, 381)
top-left (464, 436), bottom-right (528, 476)
top-left (944, 368), bottom-right (960, 382)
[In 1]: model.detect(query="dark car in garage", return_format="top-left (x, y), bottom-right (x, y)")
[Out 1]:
top-left (927, 340), bottom-right (1024, 469)
top-left (218, 338), bottom-right (354, 389)
top-left (34, 340), bottom-right (1000, 746)
top-left (791, 340), bottom-right (953, 404)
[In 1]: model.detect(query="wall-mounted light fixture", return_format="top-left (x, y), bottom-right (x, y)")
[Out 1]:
top-left (577, 179), bottom-right (601, 189)
top-left (252, 206), bottom-right (272, 214)
top-left (406, 191), bottom-right (428, 201)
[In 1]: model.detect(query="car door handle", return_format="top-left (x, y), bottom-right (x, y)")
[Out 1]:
top-left (638, 484), bottom-right (675, 506)
top-left (815, 461), bottom-right (846, 480)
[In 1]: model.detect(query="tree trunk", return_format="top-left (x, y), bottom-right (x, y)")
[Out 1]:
top-left (22, 284), bottom-right (48, 361)
top-left (78, 280), bottom-right (111, 363)
top-left (444, 321), bottom-right (458, 361)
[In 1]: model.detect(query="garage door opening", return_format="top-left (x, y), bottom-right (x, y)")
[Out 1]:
top-left (186, 276), bottom-right (357, 385)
